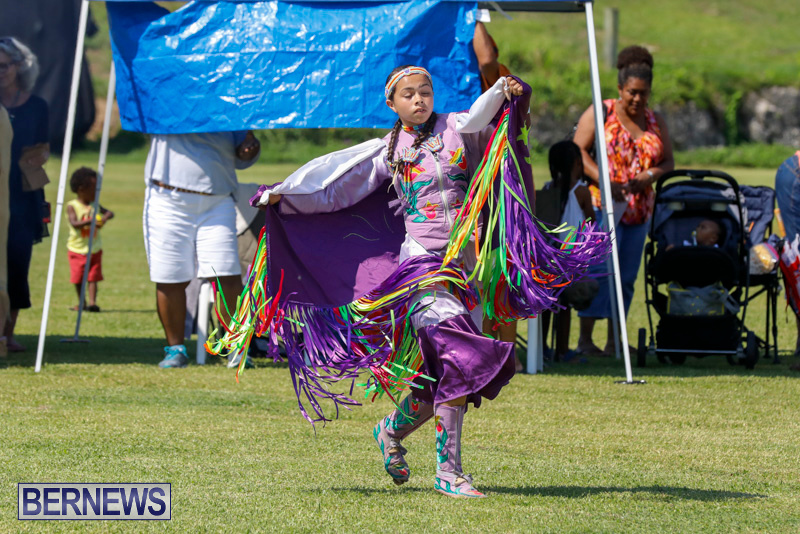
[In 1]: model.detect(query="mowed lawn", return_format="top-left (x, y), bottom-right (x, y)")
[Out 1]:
top-left (1, 153), bottom-right (799, 532)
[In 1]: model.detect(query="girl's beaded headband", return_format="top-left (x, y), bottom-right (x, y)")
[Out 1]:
top-left (384, 67), bottom-right (432, 99)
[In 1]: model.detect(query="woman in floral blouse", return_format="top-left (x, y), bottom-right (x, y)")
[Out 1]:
top-left (572, 45), bottom-right (674, 355)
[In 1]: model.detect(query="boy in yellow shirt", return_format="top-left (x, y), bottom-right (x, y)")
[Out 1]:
top-left (66, 167), bottom-right (113, 312)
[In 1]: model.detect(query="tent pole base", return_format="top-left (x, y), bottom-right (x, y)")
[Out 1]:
top-left (614, 380), bottom-right (647, 385)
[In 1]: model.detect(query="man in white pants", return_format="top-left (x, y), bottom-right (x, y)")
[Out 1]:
top-left (143, 131), bottom-right (260, 368)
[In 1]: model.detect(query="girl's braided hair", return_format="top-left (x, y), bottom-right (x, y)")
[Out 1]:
top-left (384, 65), bottom-right (438, 172)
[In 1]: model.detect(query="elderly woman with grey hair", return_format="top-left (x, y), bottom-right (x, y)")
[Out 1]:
top-left (0, 36), bottom-right (49, 352)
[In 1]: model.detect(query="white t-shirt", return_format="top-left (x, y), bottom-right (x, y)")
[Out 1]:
top-left (560, 183), bottom-right (587, 229)
top-left (145, 132), bottom-right (259, 196)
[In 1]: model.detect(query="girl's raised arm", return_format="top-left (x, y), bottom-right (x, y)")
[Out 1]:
top-left (252, 139), bottom-right (390, 215)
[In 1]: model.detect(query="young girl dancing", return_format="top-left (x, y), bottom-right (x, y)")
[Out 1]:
top-left (209, 66), bottom-right (610, 498)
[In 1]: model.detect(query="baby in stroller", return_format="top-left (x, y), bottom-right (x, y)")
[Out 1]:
top-left (643, 173), bottom-right (749, 361)
top-left (692, 219), bottom-right (722, 247)
top-left (666, 219), bottom-right (722, 249)
top-left (663, 216), bottom-right (737, 317)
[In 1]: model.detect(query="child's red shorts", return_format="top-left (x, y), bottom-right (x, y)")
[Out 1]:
top-left (68, 250), bottom-right (104, 284)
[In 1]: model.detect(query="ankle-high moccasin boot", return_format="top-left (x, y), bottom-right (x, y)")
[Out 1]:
top-left (373, 395), bottom-right (433, 485)
top-left (434, 404), bottom-right (485, 498)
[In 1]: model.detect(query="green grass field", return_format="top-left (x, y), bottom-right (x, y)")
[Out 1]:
top-left (1, 154), bottom-right (800, 532)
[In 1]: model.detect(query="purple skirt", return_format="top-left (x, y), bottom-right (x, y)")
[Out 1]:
top-left (412, 314), bottom-right (516, 407)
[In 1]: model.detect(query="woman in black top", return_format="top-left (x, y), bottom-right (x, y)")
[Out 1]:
top-left (0, 37), bottom-right (49, 352)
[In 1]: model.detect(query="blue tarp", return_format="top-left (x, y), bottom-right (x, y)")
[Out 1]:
top-left (107, 1), bottom-right (480, 133)
top-left (100, 1), bottom-right (590, 13)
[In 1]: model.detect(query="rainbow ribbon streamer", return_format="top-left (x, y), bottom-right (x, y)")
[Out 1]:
top-left (207, 231), bottom-right (477, 424)
top-left (444, 106), bottom-right (611, 324)
top-left (206, 89), bottom-right (611, 425)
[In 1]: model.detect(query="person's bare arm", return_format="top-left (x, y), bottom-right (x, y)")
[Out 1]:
top-left (652, 112), bottom-right (675, 176)
top-left (573, 106), bottom-right (599, 185)
top-left (626, 113), bottom-right (675, 195)
top-left (575, 186), bottom-right (596, 222)
top-left (67, 204), bottom-right (91, 229)
top-left (574, 105), bottom-right (626, 202)
top-left (473, 22), bottom-right (500, 87)
top-left (236, 131), bottom-right (260, 162)
top-left (99, 205), bottom-right (114, 221)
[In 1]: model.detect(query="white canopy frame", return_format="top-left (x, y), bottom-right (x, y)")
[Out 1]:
top-left (525, 2), bottom-right (632, 382)
top-left (35, 0), bottom-right (635, 384)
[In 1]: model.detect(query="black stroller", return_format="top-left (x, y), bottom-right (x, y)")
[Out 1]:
top-left (637, 170), bottom-right (760, 369)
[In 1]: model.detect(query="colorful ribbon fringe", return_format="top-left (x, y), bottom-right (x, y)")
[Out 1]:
top-left (206, 89), bottom-right (610, 425)
top-left (206, 236), bottom-right (477, 424)
top-left (443, 106), bottom-right (611, 323)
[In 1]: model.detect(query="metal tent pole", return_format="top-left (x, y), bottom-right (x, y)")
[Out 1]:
top-left (34, 0), bottom-right (91, 372)
top-left (584, 1), bottom-right (637, 383)
top-left (526, 317), bottom-right (543, 374)
top-left (64, 60), bottom-right (116, 343)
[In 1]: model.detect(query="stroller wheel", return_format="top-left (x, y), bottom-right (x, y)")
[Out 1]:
top-left (743, 330), bottom-right (759, 370)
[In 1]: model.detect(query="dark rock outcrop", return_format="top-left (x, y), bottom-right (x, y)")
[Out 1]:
top-left (528, 87), bottom-right (800, 151)
top-left (740, 87), bottom-right (800, 146)
top-left (655, 102), bottom-right (725, 150)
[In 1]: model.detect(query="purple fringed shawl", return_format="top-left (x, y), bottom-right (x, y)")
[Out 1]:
top-left (218, 84), bottom-right (611, 425)
top-left (263, 187), bottom-right (404, 307)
